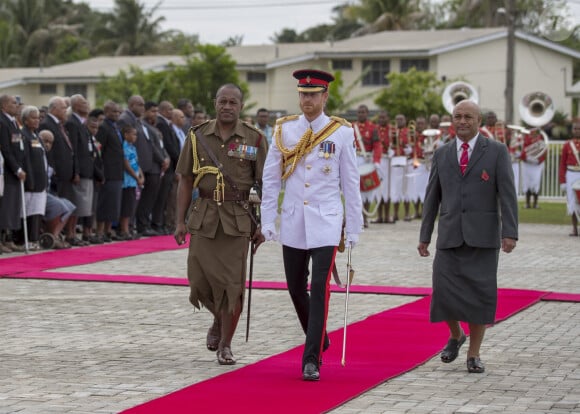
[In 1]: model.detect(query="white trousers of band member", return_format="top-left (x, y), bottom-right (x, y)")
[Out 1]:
top-left (390, 164), bottom-right (406, 203)
top-left (414, 163), bottom-right (429, 203)
top-left (512, 162), bottom-right (521, 195)
top-left (521, 161), bottom-right (544, 194)
top-left (565, 170), bottom-right (580, 217)
top-left (357, 154), bottom-right (380, 204)
top-left (404, 161), bottom-right (418, 202)
top-left (377, 155), bottom-right (390, 203)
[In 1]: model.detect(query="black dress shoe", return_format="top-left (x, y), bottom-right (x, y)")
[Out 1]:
top-left (141, 228), bottom-right (160, 237)
top-left (303, 362), bottom-right (319, 381)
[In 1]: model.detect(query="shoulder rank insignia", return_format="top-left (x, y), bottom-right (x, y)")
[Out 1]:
top-left (275, 114), bottom-right (299, 126)
top-left (330, 116), bottom-right (352, 128)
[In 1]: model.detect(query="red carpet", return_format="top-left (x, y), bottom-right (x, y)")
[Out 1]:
top-left (122, 289), bottom-right (545, 414)
top-left (0, 236), bottom-right (183, 276)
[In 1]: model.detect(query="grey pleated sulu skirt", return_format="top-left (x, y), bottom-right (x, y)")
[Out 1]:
top-left (430, 244), bottom-right (500, 325)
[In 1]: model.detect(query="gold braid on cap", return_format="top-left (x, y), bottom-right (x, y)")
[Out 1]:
top-left (275, 119), bottom-right (342, 180)
top-left (190, 129), bottom-right (225, 203)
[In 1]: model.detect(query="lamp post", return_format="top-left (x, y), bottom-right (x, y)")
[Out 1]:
top-left (499, 0), bottom-right (516, 124)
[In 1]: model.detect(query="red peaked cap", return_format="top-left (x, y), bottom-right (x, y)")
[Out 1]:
top-left (293, 69), bottom-right (335, 92)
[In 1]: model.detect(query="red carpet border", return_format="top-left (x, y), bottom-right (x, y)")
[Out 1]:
top-left (0, 236), bottom-right (184, 276)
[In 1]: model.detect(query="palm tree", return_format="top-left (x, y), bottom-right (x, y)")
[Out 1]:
top-left (94, 0), bottom-right (168, 56)
top-left (346, 0), bottom-right (426, 36)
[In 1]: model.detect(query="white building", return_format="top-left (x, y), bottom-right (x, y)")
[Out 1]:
top-left (0, 28), bottom-right (578, 122)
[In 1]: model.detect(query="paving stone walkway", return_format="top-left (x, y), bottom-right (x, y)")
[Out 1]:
top-left (1, 220), bottom-right (579, 413)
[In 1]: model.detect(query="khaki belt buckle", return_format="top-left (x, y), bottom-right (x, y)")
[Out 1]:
top-left (213, 189), bottom-right (222, 204)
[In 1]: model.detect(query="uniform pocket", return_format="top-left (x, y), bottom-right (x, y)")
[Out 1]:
top-left (187, 199), bottom-right (208, 231)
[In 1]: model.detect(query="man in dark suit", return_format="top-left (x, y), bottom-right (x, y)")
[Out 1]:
top-left (152, 100), bottom-right (180, 234)
top-left (418, 100), bottom-right (518, 374)
top-left (0, 94), bottom-right (27, 252)
top-left (65, 94), bottom-right (96, 245)
top-left (40, 96), bottom-right (82, 244)
top-left (118, 96), bottom-right (164, 237)
top-left (95, 101), bottom-right (124, 242)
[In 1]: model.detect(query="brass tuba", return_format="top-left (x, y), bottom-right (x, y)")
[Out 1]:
top-left (422, 129), bottom-right (441, 170)
top-left (442, 81), bottom-right (479, 114)
top-left (518, 92), bottom-right (553, 162)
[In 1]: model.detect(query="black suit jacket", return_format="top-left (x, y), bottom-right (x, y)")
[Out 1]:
top-left (156, 116), bottom-right (180, 172)
top-left (21, 127), bottom-right (47, 192)
top-left (144, 123), bottom-right (168, 174)
top-left (95, 118), bottom-right (124, 181)
top-left (118, 109), bottom-right (154, 173)
top-left (39, 114), bottom-right (77, 183)
top-left (0, 112), bottom-right (30, 188)
top-left (65, 113), bottom-right (94, 179)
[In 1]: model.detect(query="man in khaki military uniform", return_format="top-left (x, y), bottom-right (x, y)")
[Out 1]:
top-left (174, 84), bottom-right (267, 365)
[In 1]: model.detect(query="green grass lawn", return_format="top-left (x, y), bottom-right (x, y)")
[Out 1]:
top-left (517, 201), bottom-right (569, 225)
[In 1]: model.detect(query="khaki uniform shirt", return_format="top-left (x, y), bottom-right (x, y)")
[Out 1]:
top-left (176, 119), bottom-right (268, 239)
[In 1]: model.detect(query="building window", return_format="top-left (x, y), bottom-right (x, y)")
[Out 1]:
top-left (40, 84), bottom-right (57, 95)
top-left (247, 72), bottom-right (267, 83)
top-left (362, 60), bottom-right (390, 86)
top-left (332, 59), bottom-right (352, 70)
top-left (64, 84), bottom-right (87, 97)
top-left (400, 59), bottom-right (429, 72)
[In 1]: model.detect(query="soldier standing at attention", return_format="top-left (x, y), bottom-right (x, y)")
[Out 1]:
top-left (261, 69), bottom-right (363, 381)
top-left (174, 84), bottom-right (267, 365)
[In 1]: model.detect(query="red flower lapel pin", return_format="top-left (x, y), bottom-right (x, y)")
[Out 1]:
top-left (481, 169), bottom-right (489, 181)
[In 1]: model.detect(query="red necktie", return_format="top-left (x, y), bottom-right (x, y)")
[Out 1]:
top-left (460, 142), bottom-right (469, 175)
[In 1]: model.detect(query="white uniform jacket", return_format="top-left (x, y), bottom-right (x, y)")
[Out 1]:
top-left (261, 113), bottom-right (363, 249)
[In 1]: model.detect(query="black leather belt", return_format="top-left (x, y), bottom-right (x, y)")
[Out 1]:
top-left (199, 189), bottom-right (249, 202)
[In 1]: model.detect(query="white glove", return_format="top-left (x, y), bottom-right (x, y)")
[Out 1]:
top-left (261, 223), bottom-right (278, 241)
top-left (387, 149), bottom-right (395, 158)
top-left (403, 146), bottom-right (412, 155)
top-left (560, 183), bottom-right (567, 193)
top-left (345, 232), bottom-right (359, 248)
top-left (527, 158), bottom-right (539, 164)
top-left (374, 162), bottom-right (381, 169)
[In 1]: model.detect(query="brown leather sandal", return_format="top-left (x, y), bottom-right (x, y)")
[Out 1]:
top-left (217, 346), bottom-right (236, 365)
top-left (206, 321), bottom-right (220, 352)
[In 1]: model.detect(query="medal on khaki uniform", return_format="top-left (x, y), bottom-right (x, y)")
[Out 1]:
top-left (228, 143), bottom-right (258, 161)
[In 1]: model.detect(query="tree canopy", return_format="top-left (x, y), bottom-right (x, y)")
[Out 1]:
top-left (96, 44), bottom-right (246, 116)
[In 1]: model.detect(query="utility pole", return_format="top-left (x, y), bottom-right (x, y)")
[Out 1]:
top-left (505, 0), bottom-right (516, 124)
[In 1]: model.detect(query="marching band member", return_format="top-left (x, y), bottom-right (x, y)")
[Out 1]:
top-left (439, 115), bottom-right (455, 143)
top-left (428, 113), bottom-right (440, 130)
top-left (261, 69), bottom-right (362, 381)
top-left (372, 110), bottom-right (393, 223)
top-left (559, 119), bottom-right (580, 237)
top-left (479, 111), bottom-right (497, 139)
top-left (353, 104), bottom-right (379, 227)
top-left (520, 128), bottom-right (547, 209)
top-left (508, 128), bottom-right (523, 196)
top-left (392, 114), bottom-right (411, 222)
top-left (411, 116), bottom-right (428, 219)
